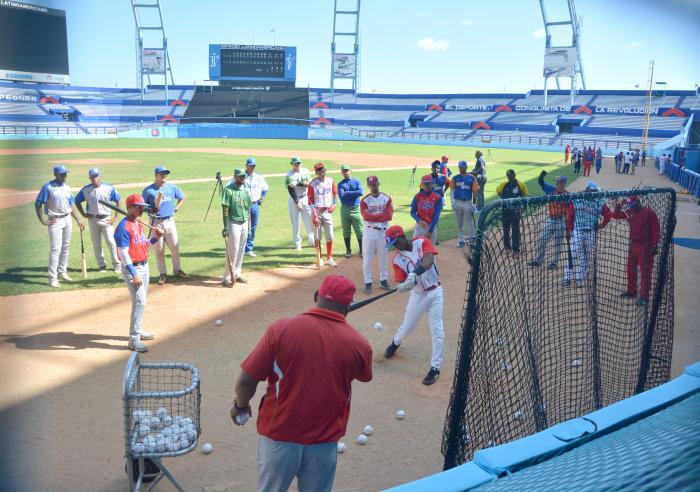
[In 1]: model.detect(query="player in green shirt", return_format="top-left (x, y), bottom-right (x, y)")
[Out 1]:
top-left (221, 169), bottom-right (253, 286)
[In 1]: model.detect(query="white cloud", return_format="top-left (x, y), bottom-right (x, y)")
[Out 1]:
top-left (438, 19), bottom-right (451, 26)
top-left (411, 12), bottom-right (429, 19)
top-left (461, 18), bottom-right (475, 27)
top-left (624, 41), bottom-right (642, 51)
top-left (532, 28), bottom-right (546, 39)
top-left (417, 37), bottom-right (450, 51)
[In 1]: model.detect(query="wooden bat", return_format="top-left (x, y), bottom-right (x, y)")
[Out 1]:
top-left (97, 199), bottom-right (160, 231)
top-left (349, 288), bottom-right (398, 312)
top-left (566, 237), bottom-right (573, 271)
top-left (79, 228), bottom-right (87, 278)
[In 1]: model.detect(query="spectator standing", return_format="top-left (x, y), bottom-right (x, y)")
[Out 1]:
top-left (496, 169), bottom-right (528, 256)
top-left (595, 148), bottom-right (603, 175)
top-left (337, 165), bottom-right (364, 258)
top-left (473, 150), bottom-right (488, 210)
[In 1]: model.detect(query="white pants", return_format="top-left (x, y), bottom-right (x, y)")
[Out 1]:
top-left (413, 222), bottom-right (438, 244)
top-left (88, 216), bottom-right (120, 269)
top-left (122, 262), bottom-right (149, 342)
top-left (313, 209), bottom-right (334, 242)
top-left (48, 215), bottom-right (72, 281)
top-left (153, 217), bottom-right (181, 275)
top-left (564, 229), bottom-right (596, 282)
top-left (362, 226), bottom-right (388, 284)
top-left (392, 286), bottom-right (444, 369)
top-left (288, 196), bottom-right (314, 248)
top-left (453, 200), bottom-right (476, 242)
top-left (223, 221), bottom-right (248, 282)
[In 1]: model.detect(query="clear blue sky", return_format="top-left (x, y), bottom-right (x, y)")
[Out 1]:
top-left (36, 0), bottom-right (700, 92)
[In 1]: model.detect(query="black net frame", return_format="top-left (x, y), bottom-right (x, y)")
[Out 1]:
top-left (442, 187), bottom-right (676, 469)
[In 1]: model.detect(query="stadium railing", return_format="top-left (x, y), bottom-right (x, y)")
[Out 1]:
top-left (660, 160), bottom-right (700, 199)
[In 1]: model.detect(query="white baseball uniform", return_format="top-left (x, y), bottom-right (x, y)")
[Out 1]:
top-left (308, 177), bottom-right (338, 242)
top-left (286, 167), bottom-right (314, 248)
top-left (391, 237), bottom-right (444, 369)
top-left (360, 192), bottom-right (393, 284)
top-left (35, 180), bottom-right (75, 282)
top-left (75, 182), bottom-right (121, 271)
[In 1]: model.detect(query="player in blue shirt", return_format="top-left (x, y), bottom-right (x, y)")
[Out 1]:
top-left (142, 166), bottom-right (187, 284)
top-left (337, 164), bottom-right (364, 258)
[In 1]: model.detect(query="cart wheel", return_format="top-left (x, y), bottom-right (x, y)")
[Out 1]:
top-left (126, 457), bottom-right (160, 483)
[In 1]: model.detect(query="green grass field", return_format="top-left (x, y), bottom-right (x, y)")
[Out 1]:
top-left (0, 138), bottom-right (574, 296)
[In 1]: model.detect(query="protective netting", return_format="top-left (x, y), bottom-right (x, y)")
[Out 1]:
top-left (442, 187), bottom-right (676, 469)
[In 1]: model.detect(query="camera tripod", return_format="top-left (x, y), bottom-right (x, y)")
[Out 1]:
top-left (407, 165), bottom-right (418, 194)
top-left (203, 171), bottom-right (223, 222)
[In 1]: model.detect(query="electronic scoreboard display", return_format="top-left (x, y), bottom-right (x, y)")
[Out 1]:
top-left (209, 44), bottom-right (296, 84)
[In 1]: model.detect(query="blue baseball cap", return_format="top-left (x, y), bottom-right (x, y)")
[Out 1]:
top-left (246, 158), bottom-right (256, 166)
top-left (88, 168), bottom-right (100, 178)
top-left (458, 160), bottom-right (468, 168)
top-left (154, 166), bottom-right (170, 175)
top-left (53, 164), bottom-right (69, 174)
top-left (555, 175), bottom-right (567, 183)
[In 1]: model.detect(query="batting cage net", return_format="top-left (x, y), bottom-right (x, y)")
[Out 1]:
top-left (442, 186), bottom-right (676, 469)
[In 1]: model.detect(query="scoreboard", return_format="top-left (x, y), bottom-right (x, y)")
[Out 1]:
top-left (209, 44), bottom-right (296, 84)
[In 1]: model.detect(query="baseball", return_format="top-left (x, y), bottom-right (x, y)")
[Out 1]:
top-left (132, 441), bottom-right (145, 454)
top-left (202, 442), bottom-right (213, 454)
top-left (179, 437), bottom-right (190, 450)
top-left (396, 410), bottom-right (406, 420)
top-left (162, 426), bottom-right (173, 438)
top-left (363, 425), bottom-right (374, 436)
top-left (172, 439), bottom-right (181, 451)
top-left (572, 358), bottom-right (582, 367)
top-left (156, 407), bottom-right (168, 419)
top-left (137, 424), bottom-right (150, 438)
top-left (357, 434), bottom-right (368, 445)
top-left (235, 414), bottom-right (250, 425)
top-left (514, 410), bottom-right (524, 420)
top-left (337, 442), bottom-right (346, 453)
top-left (162, 415), bottom-right (173, 427)
top-left (374, 322), bottom-right (383, 331)
top-left (187, 429), bottom-right (197, 441)
top-left (145, 436), bottom-right (158, 453)
top-left (215, 319), bottom-right (223, 326)
top-left (151, 416), bottom-right (162, 429)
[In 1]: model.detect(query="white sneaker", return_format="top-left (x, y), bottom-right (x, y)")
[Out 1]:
top-left (140, 332), bottom-right (155, 340)
top-left (128, 340), bottom-right (149, 352)
top-left (114, 265), bottom-right (122, 273)
top-left (326, 257), bottom-right (338, 267)
top-left (245, 251), bottom-right (257, 257)
top-left (294, 245), bottom-right (302, 251)
top-left (58, 272), bottom-right (73, 282)
top-left (49, 279), bottom-right (60, 288)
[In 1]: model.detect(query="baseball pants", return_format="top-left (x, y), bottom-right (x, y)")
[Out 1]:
top-left (476, 176), bottom-right (487, 210)
top-left (564, 229), bottom-right (596, 282)
top-left (122, 262), bottom-right (149, 342)
top-left (413, 222), bottom-right (438, 244)
top-left (502, 211), bottom-right (521, 253)
top-left (153, 217), bottom-right (181, 275)
top-left (595, 158), bottom-right (602, 174)
top-left (392, 286), bottom-right (444, 369)
top-left (627, 243), bottom-right (654, 298)
top-left (583, 163), bottom-right (592, 176)
top-left (88, 216), bottom-right (120, 270)
top-left (288, 196), bottom-right (314, 248)
top-left (245, 202), bottom-right (260, 253)
top-left (223, 220), bottom-right (248, 282)
top-left (574, 163), bottom-right (581, 174)
top-left (313, 209), bottom-right (334, 242)
top-left (362, 226), bottom-right (388, 284)
top-left (453, 200), bottom-right (476, 243)
top-left (257, 436), bottom-right (337, 492)
top-left (340, 205), bottom-right (363, 241)
top-left (534, 216), bottom-right (565, 266)
top-left (47, 215), bottom-right (72, 281)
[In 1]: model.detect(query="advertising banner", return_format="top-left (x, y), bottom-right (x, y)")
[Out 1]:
top-left (142, 49), bottom-right (165, 74)
top-left (543, 47), bottom-right (576, 78)
top-left (333, 53), bottom-right (356, 78)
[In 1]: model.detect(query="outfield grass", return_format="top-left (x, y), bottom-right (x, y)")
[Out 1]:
top-left (0, 139), bottom-right (573, 296)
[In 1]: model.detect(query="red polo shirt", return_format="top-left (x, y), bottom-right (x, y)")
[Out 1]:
top-left (241, 307), bottom-right (373, 444)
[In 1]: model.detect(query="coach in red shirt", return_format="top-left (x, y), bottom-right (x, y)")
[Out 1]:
top-left (230, 274), bottom-right (373, 492)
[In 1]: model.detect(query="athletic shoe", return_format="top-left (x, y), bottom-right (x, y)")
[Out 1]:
top-left (528, 260), bottom-right (541, 267)
top-left (319, 258), bottom-right (325, 267)
top-left (620, 291), bottom-right (636, 298)
top-left (158, 274), bottom-right (167, 285)
top-left (128, 340), bottom-right (149, 352)
top-left (49, 279), bottom-right (60, 288)
top-left (548, 263), bottom-right (557, 270)
top-left (98, 265), bottom-right (108, 273)
top-left (326, 257), bottom-right (338, 267)
top-left (221, 280), bottom-right (234, 288)
top-left (364, 282), bottom-right (372, 294)
top-left (235, 276), bottom-right (248, 284)
top-left (140, 332), bottom-right (155, 341)
top-left (422, 367), bottom-right (440, 386)
top-left (380, 280), bottom-right (390, 290)
top-left (513, 251), bottom-right (520, 258)
top-left (114, 265), bottom-right (122, 273)
top-left (176, 270), bottom-right (188, 278)
top-left (384, 341), bottom-right (400, 358)
top-left (244, 251), bottom-right (256, 257)
top-left (560, 279), bottom-right (571, 286)
top-left (294, 245), bottom-right (302, 251)
top-left (504, 248), bottom-right (511, 257)
top-left (307, 238), bottom-right (315, 248)
top-left (576, 280), bottom-right (584, 288)
top-left (458, 241), bottom-right (466, 248)
top-left (59, 272), bottom-right (73, 282)
top-left (637, 297), bottom-right (648, 306)
top-left (345, 249), bottom-right (352, 258)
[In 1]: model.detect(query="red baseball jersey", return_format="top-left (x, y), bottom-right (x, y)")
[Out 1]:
top-left (114, 218), bottom-right (150, 263)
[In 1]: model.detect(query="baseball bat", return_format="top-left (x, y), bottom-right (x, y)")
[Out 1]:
top-left (97, 199), bottom-right (160, 231)
top-left (79, 228), bottom-right (87, 278)
top-left (566, 237), bottom-right (573, 271)
top-left (348, 288), bottom-right (398, 312)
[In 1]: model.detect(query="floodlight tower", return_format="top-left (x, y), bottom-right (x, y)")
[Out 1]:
top-left (330, 0), bottom-right (361, 102)
top-left (131, 0), bottom-right (175, 102)
top-left (539, 0), bottom-right (586, 106)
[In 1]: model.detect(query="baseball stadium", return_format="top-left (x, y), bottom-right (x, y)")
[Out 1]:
top-left (0, 1), bottom-right (699, 491)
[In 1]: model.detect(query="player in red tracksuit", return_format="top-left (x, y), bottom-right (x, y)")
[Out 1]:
top-left (612, 195), bottom-right (660, 306)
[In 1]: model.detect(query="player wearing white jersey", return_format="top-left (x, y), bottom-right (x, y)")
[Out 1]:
top-left (384, 225), bottom-right (444, 386)
top-left (308, 162), bottom-right (339, 267)
top-left (360, 175), bottom-right (394, 294)
top-left (75, 168), bottom-right (122, 273)
top-left (285, 157), bottom-right (315, 250)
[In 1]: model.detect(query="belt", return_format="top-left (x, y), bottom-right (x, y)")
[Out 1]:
top-left (87, 214), bottom-right (109, 219)
top-left (424, 283), bottom-right (441, 292)
top-left (156, 216), bottom-right (173, 220)
top-left (229, 219), bottom-right (246, 225)
top-left (367, 225), bottom-right (386, 231)
top-left (132, 260), bottom-right (147, 267)
top-left (50, 213), bottom-right (69, 218)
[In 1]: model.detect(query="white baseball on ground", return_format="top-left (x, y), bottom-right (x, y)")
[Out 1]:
top-left (357, 434), bottom-right (368, 445)
top-left (235, 414), bottom-right (250, 425)
top-left (396, 410), bottom-right (406, 420)
top-left (202, 442), bottom-right (213, 454)
top-left (363, 425), bottom-right (374, 436)
top-left (215, 319), bottom-right (223, 326)
top-left (374, 322), bottom-right (383, 331)
top-left (337, 442), bottom-right (346, 453)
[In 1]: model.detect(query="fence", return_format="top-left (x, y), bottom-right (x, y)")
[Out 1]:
top-left (660, 161), bottom-right (700, 199)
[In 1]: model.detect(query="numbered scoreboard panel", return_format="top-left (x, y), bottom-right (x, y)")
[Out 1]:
top-left (209, 44), bottom-right (296, 83)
